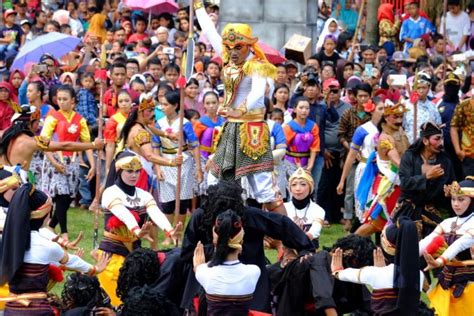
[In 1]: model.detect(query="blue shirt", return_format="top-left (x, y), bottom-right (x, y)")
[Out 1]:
top-left (399, 16), bottom-right (436, 52)
top-left (403, 98), bottom-right (441, 143)
top-left (437, 100), bottom-right (457, 147)
top-left (76, 88), bottom-right (97, 126)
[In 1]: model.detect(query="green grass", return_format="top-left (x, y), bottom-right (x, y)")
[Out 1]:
top-left (51, 208), bottom-right (347, 295)
top-left (65, 208), bottom-right (347, 263)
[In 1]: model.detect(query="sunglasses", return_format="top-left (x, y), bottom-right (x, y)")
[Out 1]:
top-left (329, 89), bottom-right (340, 94)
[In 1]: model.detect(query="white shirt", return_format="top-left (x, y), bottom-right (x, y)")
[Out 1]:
top-left (284, 200), bottom-right (325, 239)
top-left (419, 214), bottom-right (474, 261)
top-left (338, 264), bottom-right (424, 291)
top-left (102, 184), bottom-right (172, 232)
top-left (24, 230), bottom-right (91, 273)
top-left (440, 11), bottom-right (471, 52)
top-left (195, 261), bottom-right (261, 296)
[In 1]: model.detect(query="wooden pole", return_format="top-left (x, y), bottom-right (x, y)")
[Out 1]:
top-left (93, 78), bottom-right (104, 249)
top-left (442, 0), bottom-right (448, 81)
top-left (348, 0), bottom-right (366, 62)
top-left (174, 0), bottom-right (195, 232)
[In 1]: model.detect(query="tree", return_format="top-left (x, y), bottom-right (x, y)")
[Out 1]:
top-left (365, 0), bottom-right (380, 46)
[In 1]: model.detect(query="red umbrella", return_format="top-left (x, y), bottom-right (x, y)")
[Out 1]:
top-left (257, 41), bottom-right (287, 65)
top-left (124, 0), bottom-right (179, 15)
top-left (210, 41), bottom-right (286, 66)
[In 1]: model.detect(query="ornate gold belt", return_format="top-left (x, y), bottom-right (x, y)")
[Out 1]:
top-left (227, 108), bottom-right (265, 123)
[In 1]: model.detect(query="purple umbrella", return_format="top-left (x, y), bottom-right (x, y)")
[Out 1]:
top-left (11, 32), bottom-right (81, 71)
top-left (124, 0), bottom-right (179, 15)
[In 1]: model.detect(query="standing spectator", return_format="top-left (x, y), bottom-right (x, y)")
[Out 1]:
top-left (152, 26), bottom-right (171, 46)
top-left (439, 0), bottom-right (471, 52)
top-left (0, 10), bottom-right (24, 57)
top-left (76, 72), bottom-right (98, 129)
top-left (316, 18), bottom-right (340, 52)
top-left (337, 83), bottom-right (372, 227)
top-left (403, 72), bottom-right (441, 144)
top-left (377, 3), bottom-right (401, 47)
top-left (307, 78), bottom-right (340, 199)
top-left (0, 82), bottom-right (20, 133)
top-left (333, 0), bottom-right (358, 34)
top-left (20, 20), bottom-right (33, 42)
top-left (399, 0), bottom-right (435, 53)
top-left (31, 10), bottom-right (47, 37)
top-left (127, 16), bottom-right (149, 44)
top-left (318, 78), bottom-right (351, 226)
top-left (313, 35), bottom-right (341, 66)
top-left (316, 0), bottom-right (331, 37)
top-left (104, 63), bottom-right (127, 117)
top-left (14, 1), bottom-right (30, 26)
top-left (359, 45), bottom-right (377, 67)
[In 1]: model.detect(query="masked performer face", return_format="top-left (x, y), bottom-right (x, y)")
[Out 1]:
top-left (221, 24), bottom-right (256, 65)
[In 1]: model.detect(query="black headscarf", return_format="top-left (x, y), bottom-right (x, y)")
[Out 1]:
top-left (383, 216), bottom-right (420, 316)
top-left (442, 84), bottom-right (460, 104)
top-left (105, 150), bottom-right (138, 195)
top-left (0, 183), bottom-right (48, 285)
top-left (292, 194), bottom-right (312, 210)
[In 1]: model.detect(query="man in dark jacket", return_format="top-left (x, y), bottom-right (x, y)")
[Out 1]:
top-left (392, 122), bottom-right (455, 237)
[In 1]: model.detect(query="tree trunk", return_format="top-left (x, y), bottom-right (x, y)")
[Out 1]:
top-left (365, 0), bottom-right (381, 46)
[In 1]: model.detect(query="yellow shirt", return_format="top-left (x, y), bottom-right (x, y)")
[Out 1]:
top-left (40, 110), bottom-right (91, 143)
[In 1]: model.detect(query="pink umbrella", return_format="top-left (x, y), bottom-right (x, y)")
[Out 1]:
top-left (124, 0), bottom-right (179, 15)
top-left (210, 41), bottom-right (286, 65)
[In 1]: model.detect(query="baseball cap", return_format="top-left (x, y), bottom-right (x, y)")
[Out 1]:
top-left (323, 78), bottom-right (340, 90)
top-left (4, 9), bottom-right (17, 19)
top-left (20, 19), bottom-right (32, 27)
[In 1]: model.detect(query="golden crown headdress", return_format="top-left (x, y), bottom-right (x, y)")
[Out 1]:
top-left (384, 98), bottom-right (408, 116)
top-left (444, 177), bottom-right (474, 198)
top-left (115, 156), bottom-right (142, 171)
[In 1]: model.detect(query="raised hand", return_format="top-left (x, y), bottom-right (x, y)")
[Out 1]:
top-left (193, 241), bottom-right (206, 269)
top-left (95, 252), bottom-right (112, 274)
top-left (373, 247), bottom-right (386, 267)
top-left (331, 248), bottom-right (344, 273)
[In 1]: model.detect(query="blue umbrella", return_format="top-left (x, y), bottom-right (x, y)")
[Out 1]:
top-left (11, 32), bottom-right (81, 71)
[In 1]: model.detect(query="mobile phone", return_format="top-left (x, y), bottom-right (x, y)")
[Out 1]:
top-left (33, 64), bottom-right (47, 73)
top-left (163, 47), bottom-right (175, 55)
top-left (388, 74), bottom-right (407, 86)
top-left (364, 64), bottom-right (373, 77)
top-left (452, 53), bottom-right (467, 62)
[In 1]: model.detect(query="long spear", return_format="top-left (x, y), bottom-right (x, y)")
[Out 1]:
top-left (174, 0), bottom-right (195, 229)
top-left (92, 50), bottom-right (107, 249)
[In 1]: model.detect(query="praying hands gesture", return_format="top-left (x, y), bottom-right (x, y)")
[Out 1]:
top-left (193, 241), bottom-right (206, 271)
top-left (331, 248), bottom-right (344, 274)
top-left (373, 247), bottom-right (386, 267)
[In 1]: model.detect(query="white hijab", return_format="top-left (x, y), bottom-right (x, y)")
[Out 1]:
top-left (316, 18), bottom-right (340, 52)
